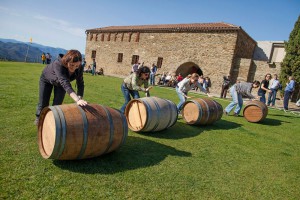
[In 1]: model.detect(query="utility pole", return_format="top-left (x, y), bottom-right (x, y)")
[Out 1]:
top-left (25, 37), bottom-right (32, 62)
top-left (24, 43), bottom-right (30, 62)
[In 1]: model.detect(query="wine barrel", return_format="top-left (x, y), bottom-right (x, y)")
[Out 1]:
top-left (182, 98), bottom-right (223, 125)
top-left (125, 97), bottom-right (178, 132)
top-left (38, 104), bottom-right (128, 160)
top-left (243, 101), bottom-right (268, 122)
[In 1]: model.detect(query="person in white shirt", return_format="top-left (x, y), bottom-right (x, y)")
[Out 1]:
top-left (176, 73), bottom-right (211, 113)
top-left (131, 62), bottom-right (139, 73)
top-left (267, 74), bottom-right (280, 106)
top-left (164, 73), bottom-right (172, 85)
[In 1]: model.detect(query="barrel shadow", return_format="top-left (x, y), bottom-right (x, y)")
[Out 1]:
top-left (137, 119), bottom-right (241, 139)
top-left (53, 136), bottom-right (191, 174)
top-left (258, 118), bottom-right (284, 126)
top-left (136, 121), bottom-right (203, 139)
top-left (195, 119), bottom-right (242, 131)
top-left (268, 113), bottom-right (299, 119)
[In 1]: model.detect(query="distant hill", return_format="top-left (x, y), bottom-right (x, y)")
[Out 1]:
top-left (0, 38), bottom-right (68, 62)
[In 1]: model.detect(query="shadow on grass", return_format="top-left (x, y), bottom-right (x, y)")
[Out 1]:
top-left (53, 136), bottom-right (191, 174)
top-left (259, 118), bottom-right (286, 126)
top-left (268, 113), bottom-right (300, 119)
top-left (136, 119), bottom-right (241, 139)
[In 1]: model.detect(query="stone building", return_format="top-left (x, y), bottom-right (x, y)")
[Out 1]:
top-left (85, 22), bottom-right (282, 94)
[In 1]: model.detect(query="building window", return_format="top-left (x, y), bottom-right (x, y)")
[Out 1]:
top-left (95, 34), bottom-right (98, 41)
top-left (89, 34), bottom-right (93, 41)
top-left (101, 33), bottom-right (104, 41)
top-left (117, 53), bottom-right (123, 63)
top-left (131, 55), bottom-right (139, 64)
top-left (107, 33), bottom-right (111, 41)
top-left (114, 33), bottom-right (118, 41)
top-left (121, 33), bottom-right (124, 42)
top-left (157, 57), bottom-right (163, 68)
top-left (91, 50), bottom-right (96, 59)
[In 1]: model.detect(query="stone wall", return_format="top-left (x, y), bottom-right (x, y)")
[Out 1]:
top-left (230, 30), bottom-right (257, 83)
top-left (252, 60), bottom-right (281, 82)
top-left (85, 31), bottom-right (240, 94)
top-left (85, 28), bottom-right (263, 95)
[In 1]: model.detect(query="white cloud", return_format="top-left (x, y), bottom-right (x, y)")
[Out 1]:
top-left (0, 6), bottom-right (21, 17)
top-left (33, 15), bottom-right (85, 38)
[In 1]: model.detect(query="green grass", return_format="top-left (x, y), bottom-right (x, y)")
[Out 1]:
top-left (0, 61), bottom-right (300, 199)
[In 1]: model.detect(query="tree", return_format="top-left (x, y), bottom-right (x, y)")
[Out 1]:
top-left (280, 15), bottom-right (300, 101)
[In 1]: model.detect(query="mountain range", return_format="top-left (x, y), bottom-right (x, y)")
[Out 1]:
top-left (0, 38), bottom-right (68, 62)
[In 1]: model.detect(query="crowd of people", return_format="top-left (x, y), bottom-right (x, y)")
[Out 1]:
top-left (223, 72), bottom-right (297, 116)
top-left (34, 51), bottom-right (298, 125)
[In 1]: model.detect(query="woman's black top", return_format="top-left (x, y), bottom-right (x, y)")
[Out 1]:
top-left (41, 59), bottom-right (84, 96)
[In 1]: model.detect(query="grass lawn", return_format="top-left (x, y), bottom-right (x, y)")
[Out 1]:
top-left (0, 61), bottom-right (299, 199)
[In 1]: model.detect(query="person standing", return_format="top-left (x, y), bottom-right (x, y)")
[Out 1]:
top-left (267, 74), bottom-right (280, 106)
top-left (150, 63), bottom-right (157, 85)
top-left (220, 75), bottom-right (231, 98)
top-left (283, 76), bottom-right (295, 110)
top-left (81, 58), bottom-right (86, 70)
top-left (224, 81), bottom-right (260, 116)
top-left (92, 59), bottom-right (96, 76)
top-left (35, 50), bottom-right (87, 125)
top-left (176, 73), bottom-right (211, 114)
top-left (120, 66), bottom-right (153, 114)
top-left (258, 73), bottom-right (272, 104)
top-left (203, 77), bottom-right (211, 93)
top-left (41, 53), bottom-right (46, 64)
top-left (46, 53), bottom-right (52, 64)
top-left (131, 61), bottom-right (139, 73)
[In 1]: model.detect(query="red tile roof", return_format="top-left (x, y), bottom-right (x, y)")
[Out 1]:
top-left (86, 22), bottom-right (241, 33)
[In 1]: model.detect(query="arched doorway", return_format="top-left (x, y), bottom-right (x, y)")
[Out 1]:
top-left (175, 62), bottom-right (203, 78)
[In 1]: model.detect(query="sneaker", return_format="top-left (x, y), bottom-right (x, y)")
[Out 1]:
top-left (233, 113), bottom-right (239, 117)
top-left (223, 110), bottom-right (229, 116)
top-left (34, 117), bottom-right (39, 126)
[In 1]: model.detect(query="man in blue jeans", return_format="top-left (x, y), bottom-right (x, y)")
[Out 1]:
top-left (224, 81), bottom-right (260, 116)
top-left (283, 76), bottom-right (295, 110)
top-left (150, 63), bottom-right (157, 85)
top-left (267, 74), bottom-right (280, 106)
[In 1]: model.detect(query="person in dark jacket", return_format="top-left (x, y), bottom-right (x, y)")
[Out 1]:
top-left (220, 75), bottom-right (231, 98)
top-left (258, 73), bottom-right (272, 104)
top-left (35, 50), bottom-right (87, 125)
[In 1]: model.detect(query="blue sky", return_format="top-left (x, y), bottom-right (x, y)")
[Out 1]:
top-left (0, 0), bottom-right (299, 53)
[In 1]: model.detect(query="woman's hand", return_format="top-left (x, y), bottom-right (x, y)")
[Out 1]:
top-left (207, 93), bottom-right (213, 98)
top-left (146, 86), bottom-right (153, 92)
top-left (77, 99), bottom-right (88, 106)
